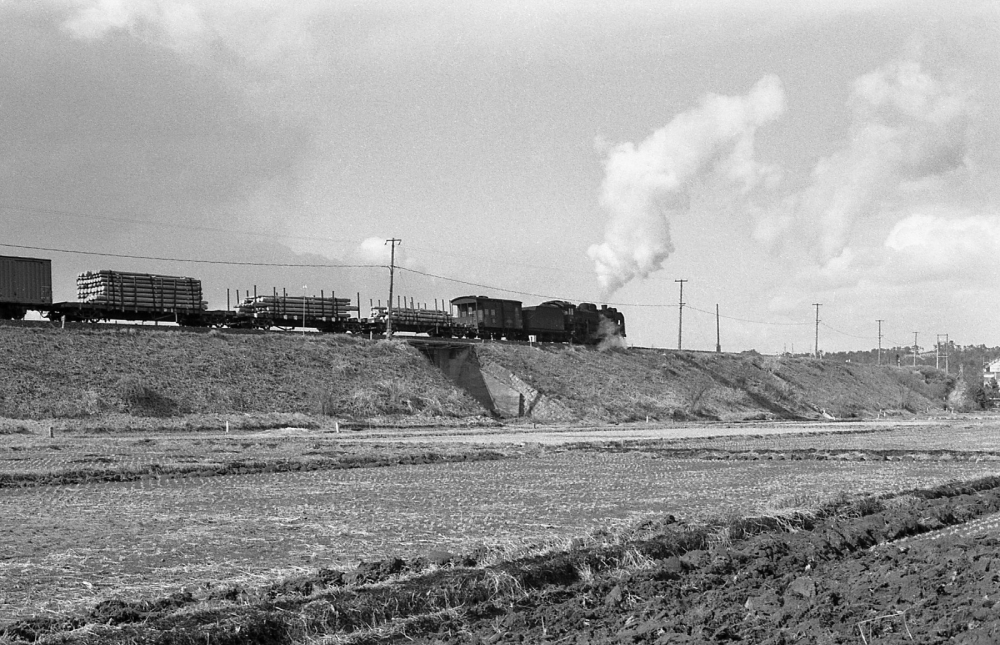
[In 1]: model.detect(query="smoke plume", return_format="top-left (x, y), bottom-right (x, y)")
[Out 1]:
top-left (588, 75), bottom-right (785, 296)
top-left (596, 316), bottom-right (627, 352)
top-left (795, 60), bottom-right (971, 264)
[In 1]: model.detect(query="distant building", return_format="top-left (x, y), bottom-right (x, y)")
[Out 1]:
top-left (983, 358), bottom-right (1000, 387)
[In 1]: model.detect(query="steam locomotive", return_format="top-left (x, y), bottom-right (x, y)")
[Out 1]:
top-left (0, 254), bottom-right (625, 344)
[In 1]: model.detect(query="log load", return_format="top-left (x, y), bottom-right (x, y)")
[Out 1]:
top-left (370, 306), bottom-right (454, 326)
top-left (76, 270), bottom-right (205, 312)
top-left (237, 295), bottom-right (358, 320)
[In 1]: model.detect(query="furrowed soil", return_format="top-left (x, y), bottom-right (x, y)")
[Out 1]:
top-left (6, 461), bottom-right (1000, 644)
top-left (1, 325), bottom-right (995, 643)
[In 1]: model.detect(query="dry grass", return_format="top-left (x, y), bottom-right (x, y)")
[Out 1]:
top-left (0, 327), bottom-right (481, 421)
top-left (475, 344), bottom-right (949, 424)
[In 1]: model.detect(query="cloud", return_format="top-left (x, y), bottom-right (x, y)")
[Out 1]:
top-left (588, 75), bottom-right (785, 296)
top-left (61, 0), bottom-right (209, 51)
top-left (354, 237), bottom-right (425, 273)
top-left (776, 59), bottom-right (973, 265)
top-left (356, 237), bottom-right (392, 265)
top-left (883, 212), bottom-right (1000, 282)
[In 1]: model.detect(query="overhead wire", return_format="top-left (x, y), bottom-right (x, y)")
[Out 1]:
top-left (0, 203), bottom-right (360, 249)
top-left (397, 266), bottom-right (683, 307)
top-left (0, 243), bottom-right (384, 269)
top-left (1, 240), bottom-right (927, 340)
top-left (685, 304), bottom-right (812, 327)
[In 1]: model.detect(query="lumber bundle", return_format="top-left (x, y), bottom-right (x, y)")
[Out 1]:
top-left (76, 270), bottom-right (204, 311)
top-left (371, 306), bottom-right (454, 326)
top-left (237, 295), bottom-right (358, 319)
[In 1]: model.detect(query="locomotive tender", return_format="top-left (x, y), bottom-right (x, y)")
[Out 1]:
top-left (0, 254), bottom-right (625, 344)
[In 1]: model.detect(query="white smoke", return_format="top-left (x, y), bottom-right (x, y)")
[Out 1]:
top-left (588, 75), bottom-right (786, 296)
top-left (793, 60), bottom-right (971, 264)
top-left (62, 0), bottom-right (208, 50)
top-left (596, 317), bottom-right (627, 352)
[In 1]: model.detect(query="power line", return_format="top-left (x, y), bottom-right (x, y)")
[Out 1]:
top-left (0, 243), bottom-right (384, 269)
top-left (1, 240), bottom-right (931, 344)
top-left (1, 202), bottom-right (624, 277)
top-left (0, 203), bottom-right (358, 248)
top-left (395, 266), bottom-right (675, 307)
top-left (685, 304), bottom-right (811, 327)
top-left (819, 321), bottom-right (876, 341)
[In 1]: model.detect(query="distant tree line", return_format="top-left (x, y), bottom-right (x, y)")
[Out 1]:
top-left (819, 342), bottom-right (1000, 410)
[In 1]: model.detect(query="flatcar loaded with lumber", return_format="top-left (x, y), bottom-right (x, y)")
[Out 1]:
top-left (77, 270), bottom-right (204, 312)
top-left (50, 270), bottom-right (214, 325)
top-left (365, 306), bottom-right (460, 336)
top-left (233, 294), bottom-right (359, 332)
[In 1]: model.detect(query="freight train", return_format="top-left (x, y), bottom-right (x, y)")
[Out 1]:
top-left (0, 254), bottom-right (625, 344)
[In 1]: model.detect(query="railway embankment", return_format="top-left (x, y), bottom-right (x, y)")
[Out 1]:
top-left (0, 324), bottom-right (955, 428)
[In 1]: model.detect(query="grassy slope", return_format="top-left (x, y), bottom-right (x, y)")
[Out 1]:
top-left (0, 327), bottom-right (481, 421)
top-left (0, 325), bottom-right (951, 423)
top-left (476, 344), bottom-right (951, 422)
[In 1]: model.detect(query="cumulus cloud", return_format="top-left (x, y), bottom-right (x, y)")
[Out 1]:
top-left (356, 237), bottom-right (393, 265)
top-left (588, 75), bottom-right (786, 296)
top-left (883, 212), bottom-right (1000, 282)
top-left (62, 0), bottom-right (209, 50)
top-left (354, 237), bottom-right (426, 272)
top-left (769, 59), bottom-right (973, 265)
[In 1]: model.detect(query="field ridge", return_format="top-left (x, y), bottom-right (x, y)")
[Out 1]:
top-left (6, 475), bottom-right (1000, 644)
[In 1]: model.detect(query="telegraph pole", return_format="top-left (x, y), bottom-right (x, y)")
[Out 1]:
top-left (936, 334), bottom-right (949, 372)
top-left (812, 303), bottom-right (821, 358)
top-left (385, 238), bottom-right (401, 339)
top-left (715, 304), bottom-right (721, 353)
top-left (675, 279), bottom-right (687, 350)
top-left (876, 319), bottom-right (884, 366)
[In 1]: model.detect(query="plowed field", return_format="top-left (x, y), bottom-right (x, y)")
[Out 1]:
top-left (4, 418), bottom-right (1000, 644)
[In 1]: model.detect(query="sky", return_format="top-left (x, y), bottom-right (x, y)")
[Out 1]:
top-left (2, 0), bottom-right (999, 353)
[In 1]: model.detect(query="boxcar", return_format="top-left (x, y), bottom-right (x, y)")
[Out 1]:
top-left (0, 255), bottom-right (52, 319)
top-left (451, 295), bottom-right (524, 340)
top-left (522, 303), bottom-right (567, 341)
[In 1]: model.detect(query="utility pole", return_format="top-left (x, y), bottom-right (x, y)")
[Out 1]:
top-left (813, 303), bottom-right (821, 358)
top-left (385, 238), bottom-right (401, 339)
top-left (715, 304), bottom-right (721, 353)
top-left (936, 334), bottom-right (949, 372)
top-left (675, 279), bottom-right (687, 350)
top-left (876, 319), bottom-right (884, 366)
top-left (912, 332), bottom-right (919, 367)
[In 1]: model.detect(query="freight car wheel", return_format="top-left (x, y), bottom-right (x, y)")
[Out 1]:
top-left (0, 305), bottom-right (26, 320)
